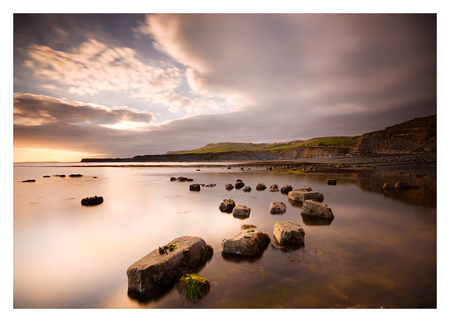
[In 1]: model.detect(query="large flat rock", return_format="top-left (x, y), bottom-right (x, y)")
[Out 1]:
top-left (273, 220), bottom-right (305, 245)
top-left (221, 230), bottom-right (270, 256)
top-left (127, 236), bottom-right (213, 295)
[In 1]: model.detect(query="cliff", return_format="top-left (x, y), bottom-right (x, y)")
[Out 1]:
top-left (81, 115), bottom-right (436, 162)
top-left (349, 115), bottom-right (436, 156)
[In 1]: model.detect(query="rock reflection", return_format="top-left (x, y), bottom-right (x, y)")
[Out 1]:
top-left (301, 213), bottom-right (334, 226)
top-left (127, 284), bottom-right (175, 304)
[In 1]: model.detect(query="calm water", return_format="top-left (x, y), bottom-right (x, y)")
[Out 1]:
top-left (13, 163), bottom-right (436, 308)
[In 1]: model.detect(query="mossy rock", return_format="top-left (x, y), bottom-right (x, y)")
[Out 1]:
top-left (177, 273), bottom-right (210, 301)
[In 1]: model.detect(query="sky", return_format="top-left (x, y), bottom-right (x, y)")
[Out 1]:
top-left (12, 10), bottom-right (438, 162)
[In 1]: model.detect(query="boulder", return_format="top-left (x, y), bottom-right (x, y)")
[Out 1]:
top-left (256, 183), bottom-right (266, 190)
top-left (176, 176), bottom-right (188, 182)
top-left (232, 205), bottom-right (251, 218)
top-left (269, 201), bottom-right (287, 214)
top-left (177, 273), bottom-right (210, 301)
top-left (127, 236), bottom-right (213, 295)
top-left (295, 186), bottom-right (312, 192)
top-left (382, 183), bottom-right (395, 190)
top-left (235, 182), bottom-right (245, 189)
top-left (189, 184), bottom-right (201, 191)
top-left (43, 175), bottom-right (50, 178)
top-left (81, 196), bottom-right (103, 206)
top-left (225, 183), bottom-right (234, 190)
top-left (273, 220), bottom-right (305, 246)
top-left (221, 230), bottom-right (270, 257)
top-left (288, 190), bottom-right (324, 203)
top-left (269, 184), bottom-right (279, 192)
top-left (170, 177), bottom-right (177, 181)
top-left (242, 185), bottom-right (252, 192)
top-left (327, 179), bottom-right (337, 185)
top-left (22, 179), bottom-right (35, 182)
top-left (395, 181), bottom-right (411, 190)
top-left (280, 185), bottom-right (293, 194)
top-left (301, 200), bottom-right (334, 219)
top-left (69, 174), bottom-right (83, 177)
top-left (219, 199), bottom-right (236, 213)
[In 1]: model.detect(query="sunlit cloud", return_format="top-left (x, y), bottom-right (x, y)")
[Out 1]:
top-left (25, 39), bottom-right (182, 99)
top-left (14, 147), bottom-right (103, 163)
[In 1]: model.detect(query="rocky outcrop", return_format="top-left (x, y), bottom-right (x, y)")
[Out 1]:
top-left (273, 220), bottom-right (305, 246)
top-left (127, 236), bottom-right (213, 296)
top-left (221, 230), bottom-right (270, 257)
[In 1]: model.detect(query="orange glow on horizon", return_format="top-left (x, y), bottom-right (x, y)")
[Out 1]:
top-left (14, 147), bottom-right (103, 163)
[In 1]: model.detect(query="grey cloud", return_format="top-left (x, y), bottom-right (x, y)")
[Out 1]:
top-left (14, 93), bottom-right (155, 126)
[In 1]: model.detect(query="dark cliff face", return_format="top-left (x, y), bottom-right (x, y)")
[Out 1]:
top-left (349, 115), bottom-right (436, 156)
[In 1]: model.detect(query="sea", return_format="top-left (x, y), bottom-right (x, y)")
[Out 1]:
top-left (12, 162), bottom-right (436, 308)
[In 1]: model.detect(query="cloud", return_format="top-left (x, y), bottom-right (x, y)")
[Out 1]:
top-left (141, 14), bottom-right (436, 122)
top-left (13, 93), bottom-right (155, 127)
top-left (24, 39), bottom-right (182, 99)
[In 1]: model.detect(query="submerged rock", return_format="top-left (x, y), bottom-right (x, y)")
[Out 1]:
top-left (177, 273), bottom-right (210, 301)
top-left (127, 236), bottom-right (213, 296)
top-left (280, 185), bottom-right (293, 194)
top-left (232, 205), bottom-right (251, 218)
top-left (269, 201), bottom-right (287, 214)
top-left (273, 220), bottom-right (305, 246)
top-left (81, 196), bottom-right (103, 206)
top-left (221, 230), bottom-right (270, 257)
top-left (301, 200), bottom-right (334, 219)
top-left (219, 199), bottom-right (236, 213)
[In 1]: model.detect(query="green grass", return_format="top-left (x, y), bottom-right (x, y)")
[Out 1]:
top-left (174, 137), bottom-right (359, 155)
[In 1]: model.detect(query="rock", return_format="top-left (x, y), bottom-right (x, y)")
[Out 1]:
top-left (127, 236), bottom-right (213, 296)
top-left (219, 199), bottom-right (236, 213)
top-left (170, 177), bottom-right (177, 181)
top-left (225, 183), bottom-right (234, 190)
top-left (327, 179), bottom-right (337, 185)
top-left (382, 183), bottom-right (395, 190)
top-left (177, 273), bottom-right (210, 301)
top-left (269, 201), bottom-right (287, 214)
top-left (43, 175), bottom-right (50, 178)
top-left (176, 176), bottom-right (187, 182)
top-left (269, 184), bottom-right (279, 192)
top-left (395, 181), bottom-right (411, 190)
top-left (232, 205), bottom-right (251, 218)
top-left (81, 196), bottom-right (104, 206)
top-left (241, 224), bottom-right (257, 230)
top-left (69, 174), bottom-right (83, 177)
top-left (204, 183), bottom-right (216, 187)
top-left (280, 185), bottom-right (293, 194)
top-left (301, 200), bottom-right (334, 219)
top-left (221, 231), bottom-right (270, 257)
top-left (295, 186), bottom-right (312, 192)
top-left (186, 178), bottom-right (194, 182)
top-left (273, 220), bottom-right (305, 246)
top-left (235, 182), bottom-right (245, 189)
top-left (22, 179), bottom-right (35, 182)
top-left (189, 184), bottom-right (201, 191)
top-left (288, 190), bottom-right (324, 203)
top-left (242, 185), bottom-right (252, 192)
top-left (256, 183), bottom-right (266, 190)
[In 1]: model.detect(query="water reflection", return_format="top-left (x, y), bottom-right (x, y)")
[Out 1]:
top-left (13, 165), bottom-right (436, 308)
